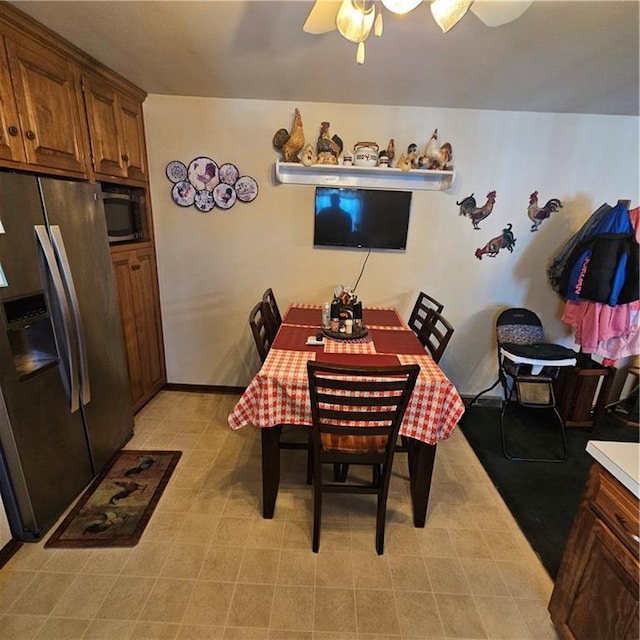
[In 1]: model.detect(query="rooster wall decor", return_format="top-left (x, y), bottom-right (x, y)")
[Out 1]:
top-left (528, 191), bottom-right (563, 231)
top-left (457, 191), bottom-right (497, 230)
top-left (475, 224), bottom-right (517, 260)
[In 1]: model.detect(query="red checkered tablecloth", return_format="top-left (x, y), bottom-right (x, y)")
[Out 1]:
top-left (229, 306), bottom-right (465, 445)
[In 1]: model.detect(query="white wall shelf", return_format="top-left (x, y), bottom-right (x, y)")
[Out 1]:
top-left (275, 160), bottom-right (455, 191)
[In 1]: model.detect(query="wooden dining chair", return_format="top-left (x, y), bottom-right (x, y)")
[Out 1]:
top-left (262, 288), bottom-right (282, 340)
top-left (417, 308), bottom-right (455, 364)
top-left (306, 361), bottom-right (419, 554)
top-left (249, 301), bottom-right (273, 363)
top-left (408, 291), bottom-right (444, 337)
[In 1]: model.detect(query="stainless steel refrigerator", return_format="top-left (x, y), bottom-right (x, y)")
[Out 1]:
top-left (0, 172), bottom-right (133, 541)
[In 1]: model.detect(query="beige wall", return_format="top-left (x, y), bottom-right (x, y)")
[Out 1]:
top-left (143, 96), bottom-right (639, 396)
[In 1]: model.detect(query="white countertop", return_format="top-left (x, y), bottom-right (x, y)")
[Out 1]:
top-left (586, 441), bottom-right (640, 498)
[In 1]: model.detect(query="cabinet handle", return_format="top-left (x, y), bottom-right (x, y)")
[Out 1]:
top-left (7, 126), bottom-right (19, 137)
top-left (131, 264), bottom-right (140, 271)
top-left (122, 154), bottom-right (129, 163)
top-left (614, 513), bottom-right (640, 543)
top-left (25, 130), bottom-right (36, 141)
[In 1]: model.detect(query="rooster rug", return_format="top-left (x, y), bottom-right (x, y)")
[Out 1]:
top-left (45, 450), bottom-right (181, 548)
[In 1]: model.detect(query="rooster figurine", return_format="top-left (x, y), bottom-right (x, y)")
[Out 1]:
top-left (418, 129), bottom-right (453, 170)
top-left (316, 122), bottom-right (343, 165)
top-left (528, 191), bottom-right (563, 231)
top-left (457, 191), bottom-right (497, 230)
top-left (272, 108), bottom-right (305, 163)
top-left (386, 139), bottom-right (395, 166)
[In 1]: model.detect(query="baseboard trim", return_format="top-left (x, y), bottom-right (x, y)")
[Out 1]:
top-left (0, 538), bottom-right (22, 568)
top-left (163, 383), bottom-right (246, 394)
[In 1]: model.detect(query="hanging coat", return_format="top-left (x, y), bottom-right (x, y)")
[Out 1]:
top-left (557, 202), bottom-right (638, 305)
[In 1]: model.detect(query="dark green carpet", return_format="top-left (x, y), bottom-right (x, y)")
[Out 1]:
top-left (459, 404), bottom-right (639, 579)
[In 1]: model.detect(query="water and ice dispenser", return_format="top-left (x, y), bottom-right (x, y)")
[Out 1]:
top-left (3, 293), bottom-right (58, 379)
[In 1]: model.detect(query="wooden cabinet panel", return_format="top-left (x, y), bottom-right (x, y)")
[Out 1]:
top-left (83, 70), bottom-right (147, 183)
top-left (119, 94), bottom-right (147, 182)
top-left (0, 40), bottom-right (25, 162)
top-left (3, 34), bottom-right (87, 174)
top-left (112, 245), bottom-right (165, 412)
top-left (549, 463), bottom-right (640, 640)
top-left (82, 71), bottom-right (126, 177)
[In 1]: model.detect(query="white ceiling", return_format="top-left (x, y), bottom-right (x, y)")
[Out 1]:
top-left (10, 0), bottom-right (640, 116)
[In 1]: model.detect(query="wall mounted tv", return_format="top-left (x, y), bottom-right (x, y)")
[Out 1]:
top-left (313, 187), bottom-right (412, 250)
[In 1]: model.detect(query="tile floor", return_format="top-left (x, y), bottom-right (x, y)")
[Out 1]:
top-left (0, 390), bottom-right (561, 639)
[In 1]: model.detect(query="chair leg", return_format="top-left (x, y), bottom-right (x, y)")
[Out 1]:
top-left (375, 464), bottom-right (392, 555)
top-left (334, 464), bottom-right (349, 482)
top-left (312, 471), bottom-right (322, 553)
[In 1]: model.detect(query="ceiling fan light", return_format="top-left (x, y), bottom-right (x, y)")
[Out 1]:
top-left (357, 41), bottom-right (366, 64)
top-left (336, 0), bottom-right (376, 43)
top-left (430, 0), bottom-right (473, 33)
top-left (374, 11), bottom-right (383, 36)
top-left (381, 0), bottom-right (423, 15)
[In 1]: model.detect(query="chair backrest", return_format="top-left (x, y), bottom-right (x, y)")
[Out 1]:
top-left (262, 288), bottom-right (282, 338)
top-left (249, 301), bottom-right (272, 363)
top-left (307, 362), bottom-right (420, 458)
top-left (408, 291), bottom-right (445, 336)
top-left (418, 309), bottom-right (455, 363)
top-left (496, 307), bottom-right (544, 346)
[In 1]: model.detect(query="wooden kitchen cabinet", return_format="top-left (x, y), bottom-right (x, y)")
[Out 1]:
top-left (0, 29), bottom-right (88, 174)
top-left (0, 2), bottom-right (166, 411)
top-left (82, 69), bottom-right (147, 183)
top-left (549, 462), bottom-right (639, 639)
top-left (0, 37), bottom-right (24, 163)
top-left (111, 245), bottom-right (166, 413)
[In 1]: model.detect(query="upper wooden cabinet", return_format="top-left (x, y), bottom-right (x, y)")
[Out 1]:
top-left (82, 69), bottom-right (148, 183)
top-left (0, 31), bottom-right (88, 174)
top-left (0, 35), bottom-right (23, 162)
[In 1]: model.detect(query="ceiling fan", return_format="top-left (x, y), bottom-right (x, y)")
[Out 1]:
top-left (303, 0), bottom-right (533, 62)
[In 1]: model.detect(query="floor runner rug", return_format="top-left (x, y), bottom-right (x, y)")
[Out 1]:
top-left (45, 450), bottom-right (181, 548)
top-left (459, 405), bottom-right (638, 578)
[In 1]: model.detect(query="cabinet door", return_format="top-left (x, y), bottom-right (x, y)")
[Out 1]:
top-left (119, 94), bottom-right (147, 182)
top-left (554, 516), bottom-right (639, 640)
top-left (82, 71), bottom-right (127, 178)
top-left (112, 246), bottom-right (165, 412)
top-left (0, 39), bottom-right (25, 162)
top-left (4, 34), bottom-right (87, 174)
top-left (83, 71), bottom-right (147, 182)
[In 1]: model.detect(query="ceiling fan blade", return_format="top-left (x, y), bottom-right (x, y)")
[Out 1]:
top-left (470, 1), bottom-right (533, 27)
top-left (303, 0), bottom-right (342, 34)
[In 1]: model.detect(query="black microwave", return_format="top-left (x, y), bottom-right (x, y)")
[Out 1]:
top-left (103, 191), bottom-right (143, 244)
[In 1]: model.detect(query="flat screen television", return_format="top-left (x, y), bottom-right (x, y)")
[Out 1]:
top-left (313, 187), bottom-right (412, 250)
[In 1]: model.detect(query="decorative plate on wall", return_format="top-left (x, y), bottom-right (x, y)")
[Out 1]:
top-left (213, 183), bottom-right (237, 209)
top-left (194, 190), bottom-right (216, 212)
top-left (187, 157), bottom-right (219, 191)
top-left (235, 176), bottom-right (259, 202)
top-left (219, 163), bottom-right (240, 185)
top-left (166, 160), bottom-right (187, 183)
top-left (171, 181), bottom-right (196, 207)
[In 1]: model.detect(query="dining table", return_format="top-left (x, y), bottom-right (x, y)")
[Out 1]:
top-left (228, 303), bottom-right (465, 527)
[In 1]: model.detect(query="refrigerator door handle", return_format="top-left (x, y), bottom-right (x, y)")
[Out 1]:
top-left (34, 226), bottom-right (81, 413)
top-left (49, 225), bottom-right (91, 406)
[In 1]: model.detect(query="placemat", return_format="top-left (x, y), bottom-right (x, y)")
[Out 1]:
top-left (272, 325), bottom-right (322, 352)
top-left (370, 328), bottom-right (426, 355)
top-left (316, 353), bottom-right (400, 367)
top-left (363, 308), bottom-right (404, 328)
top-left (282, 306), bottom-right (321, 326)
